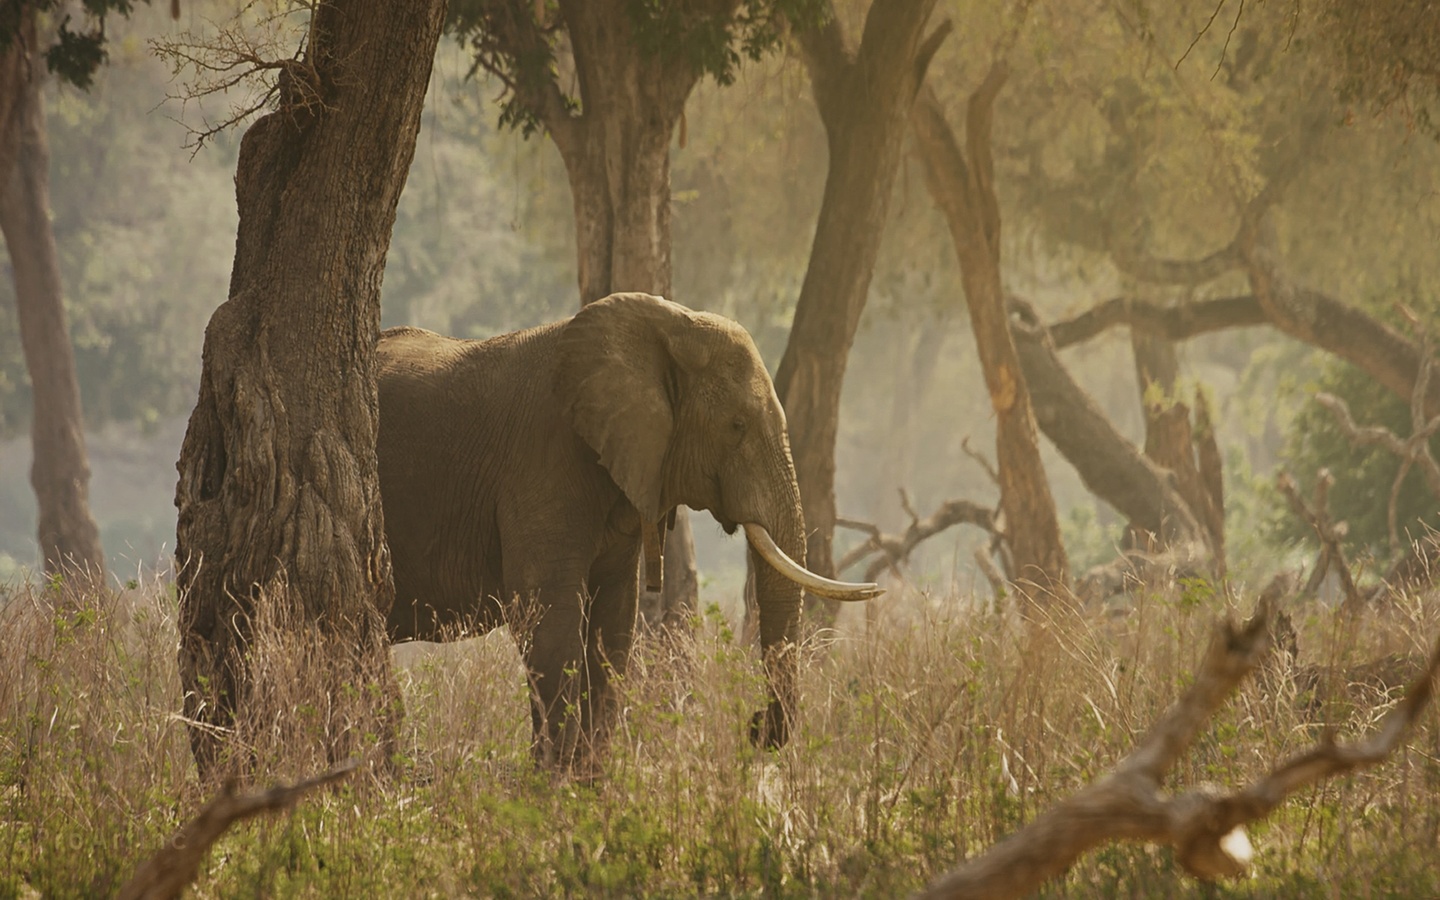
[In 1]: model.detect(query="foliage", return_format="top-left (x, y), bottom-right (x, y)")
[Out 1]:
top-left (3, 578), bottom-right (1438, 897)
top-left (1315, 0), bottom-right (1440, 138)
top-left (445, 0), bottom-right (828, 135)
top-left (1271, 293), bottom-right (1440, 565)
top-left (0, 0), bottom-right (150, 90)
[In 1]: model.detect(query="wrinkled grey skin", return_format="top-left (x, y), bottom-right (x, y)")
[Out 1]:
top-left (377, 293), bottom-right (806, 767)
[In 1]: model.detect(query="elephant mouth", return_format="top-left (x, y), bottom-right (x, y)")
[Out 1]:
top-left (743, 523), bottom-right (884, 602)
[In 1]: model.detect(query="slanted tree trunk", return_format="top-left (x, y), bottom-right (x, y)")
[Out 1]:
top-left (773, 0), bottom-right (949, 618)
top-left (174, 0), bottom-right (446, 776)
top-left (912, 75), bottom-right (1070, 604)
top-left (1008, 297), bottom-right (1210, 554)
top-left (0, 12), bottom-right (105, 585)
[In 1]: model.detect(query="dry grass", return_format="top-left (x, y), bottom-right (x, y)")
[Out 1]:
top-left (2, 574), bottom-right (1438, 898)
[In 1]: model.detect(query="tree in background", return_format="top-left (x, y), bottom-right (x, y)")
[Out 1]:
top-left (913, 48), bottom-right (1073, 602)
top-left (772, 0), bottom-right (950, 612)
top-left (170, 0), bottom-right (446, 775)
top-left (0, 1), bottom-right (143, 583)
top-left (448, 0), bottom-right (826, 627)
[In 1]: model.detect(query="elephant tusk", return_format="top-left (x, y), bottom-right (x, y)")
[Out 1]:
top-left (743, 524), bottom-right (884, 601)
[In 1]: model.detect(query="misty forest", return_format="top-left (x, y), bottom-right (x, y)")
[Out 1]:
top-left (2, 0), bottom-right (1439, 896)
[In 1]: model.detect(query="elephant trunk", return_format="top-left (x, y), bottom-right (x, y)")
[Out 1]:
top-left (739, 446), bottom-right (881, 749)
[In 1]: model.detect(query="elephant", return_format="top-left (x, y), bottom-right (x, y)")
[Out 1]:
top-left (377, 292), bottom-right (879, 768)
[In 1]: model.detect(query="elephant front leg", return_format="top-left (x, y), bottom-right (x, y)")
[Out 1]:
top-left (516, 585), bottom-right (600, 772)
top-left (578, 549), bottom-right (641, 763)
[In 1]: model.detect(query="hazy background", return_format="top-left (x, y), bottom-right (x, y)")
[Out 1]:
top-left (3, 1), bottom-right (1436, 616)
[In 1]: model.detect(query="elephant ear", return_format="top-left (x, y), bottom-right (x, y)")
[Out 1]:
top-left (554, 292), bottom-right (701, 524)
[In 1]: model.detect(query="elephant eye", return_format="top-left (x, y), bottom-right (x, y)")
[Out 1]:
top-left (731, 416), bottom-right (747, 437)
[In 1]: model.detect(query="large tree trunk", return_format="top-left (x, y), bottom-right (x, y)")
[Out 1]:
top-left (773, 0), bottom-right (948, 619)
top-left (912, 76), bottom-right (1070, 604)
top-left (174, 0), bottom-right (445, 776)
top-left (0, 13), bottom-right (105, 585)
top-left (540, 0), bottom-right (704, 628)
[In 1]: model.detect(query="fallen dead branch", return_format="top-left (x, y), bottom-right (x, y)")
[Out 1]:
top-left (837, 493), bottom-right (996, 583)
top-left (1276, 469), bottom-right (1365, 613)
top-left (116, 760), bottom-right (358, 900)
top-left (918, 611), bottom-right (1440, 900)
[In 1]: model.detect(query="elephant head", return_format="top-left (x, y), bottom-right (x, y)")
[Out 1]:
top-left (554, 292), bottom-right (879, 747)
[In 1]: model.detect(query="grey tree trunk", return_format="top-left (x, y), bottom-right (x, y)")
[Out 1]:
top-left (0, 13), bottom-right (106, 587)
top-left (174, 0), bottom-right (446, 776)
top-left (773, 0), bottom-right (949, 620)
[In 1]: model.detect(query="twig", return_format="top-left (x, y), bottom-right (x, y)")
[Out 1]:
top-left (960, 437), bottom-right (1000, 486)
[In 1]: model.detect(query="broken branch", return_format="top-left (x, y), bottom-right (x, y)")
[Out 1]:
top-left (919, 615), bottom-right (1440, 900)
top-left (117, 760), bottom-right (358, 900)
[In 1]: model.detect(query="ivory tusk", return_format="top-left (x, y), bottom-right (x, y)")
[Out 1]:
top-left (743, 523), bottom-right (884, 601)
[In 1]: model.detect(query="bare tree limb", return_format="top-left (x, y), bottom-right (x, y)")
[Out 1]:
top-left (117, 761), bottom-right (358, 900)
top-left (1048, 294), bottom-right (1266, 349)
top-left (1276, 470), bottom-right (1364, 613)
top-left (836, 498), bottom-right (996, 582)
top-left (1314, 395), bottom-right (1440, 499)
top-left (959, 436), bottom-right (1000, 486)
top-left (919, 615), bottom-right (1440, 899)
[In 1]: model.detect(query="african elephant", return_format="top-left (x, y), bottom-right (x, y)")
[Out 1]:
top-left (377, 292), bottom-right (878, 768)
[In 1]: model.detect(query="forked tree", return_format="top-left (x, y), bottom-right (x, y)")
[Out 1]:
top-left (172, 0), bottom-right (446, 775)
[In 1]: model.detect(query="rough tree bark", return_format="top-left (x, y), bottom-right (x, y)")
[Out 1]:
top-left (174, 0), bottom-right (446, 775)
top-left (0, 10), bottom-right (106, 585)
top-left (912, 73), bottom-right (1070, 603)
top-left (772, 0), bottom-right (949, 617)
top-left (483, 0), bottom-right (706, 626)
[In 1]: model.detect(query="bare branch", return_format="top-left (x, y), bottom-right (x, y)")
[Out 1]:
top-left (117, 761), bottom-right (358, 900)
top-left (1276, 469), bottom-right (1364, 613)
top-left (150, 3), bottom-right (317, 152)
top-left (960, 436), bottom-right (999, 486)
top-left (1048, 295), bottom-right (1266, 349)
top-left (919, 616), bottom-right (1440, 899)
top-left (836, 498), bottom-right (996, 582)
top-left (1315, 393), bottom-right (1440, 502)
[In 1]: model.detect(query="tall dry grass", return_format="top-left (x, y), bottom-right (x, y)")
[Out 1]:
top-left (2, 573), bottom-right (1438, 897)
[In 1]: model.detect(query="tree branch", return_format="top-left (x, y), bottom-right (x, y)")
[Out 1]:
top-left (117, 761), bottom-right (358, 900)
top-left (836, 497), bottom-right (996, 582)
top-left (1048, 294), bottom-right (1266, 349)
top-left (919, 615), bottom-right (1440, 899)
top-left (1276, 469), bottom-right (1364, 613)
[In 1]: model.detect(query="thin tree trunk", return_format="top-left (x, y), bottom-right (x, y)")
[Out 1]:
top-left (0, 16), bottom-right (105, 586)
top-left (174, 0), bottom-right (445, 776)
top-left (912, 76), bottom-right (1070, 604)
top-left (1130, 331), bottom-right (1225, 570)
top-left (773, 0), bottom-right (948, 620)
